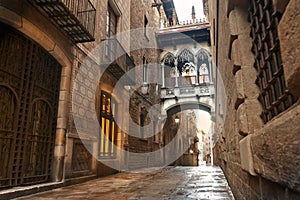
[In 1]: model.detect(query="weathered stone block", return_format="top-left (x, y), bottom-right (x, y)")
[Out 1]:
top-left (278, 0), bottom-right (300, 97)
top-left (238, 35), bottom-right (255, 66)
top-left (251, 103), bottom-right (300, 190)
top-left (59, 90), bottom-right (69, 101)
top-left (21, 18), bottom-right (56, 51)
top-left (50, 44), bottom-right (72, 68)
top-left (0, 6), bottom-right (22, 28)
top-left (57, 100), bottom-right (69, 118)
top-left (234, 70), bottom-right (245, 101)
top-left (240, 66), bottom-right (260, 99)
top-left (236, 103), bottom-right (248, 136)
top-left (231, 36), bottom-right (254, 68)
top-left (56, 117), bottom-right (68, 129)
top-left (229, 8), bottom-right (250, 36)
top-left (239, 135), bottom-right (257, 176)
top-left (61, 65), bottom-right (72, 77)
top-left (231, 38), bottom-right (241, 66)
top-left (60, 75), bottom-right (71, 91)
top-left (237, 100), bottom-right (264, 136)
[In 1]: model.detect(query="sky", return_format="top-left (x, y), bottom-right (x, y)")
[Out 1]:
top-left (195, 110), bottom-right (211, 133)
top-left (173, 0), bottom-right (205, 22)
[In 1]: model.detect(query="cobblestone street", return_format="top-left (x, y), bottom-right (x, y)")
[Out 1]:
top-left (14, 166), bottom-right (234, 200)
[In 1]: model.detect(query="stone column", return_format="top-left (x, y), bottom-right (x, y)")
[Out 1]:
top-left (52, 64), bottom-right (71, 182)
top-left (209, 57), bottom-right (213, 83)
top-left (194, 56), bottom-right (199, 85)
top-left (161, 62), bottom-right (165, 88)
top-left (174, 58), bottom-right (179, 87)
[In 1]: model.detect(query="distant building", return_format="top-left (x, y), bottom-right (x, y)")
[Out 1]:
top-left (157, 6), bottom-right (215, 167)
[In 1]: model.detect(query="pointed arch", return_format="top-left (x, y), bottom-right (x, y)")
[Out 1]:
top-left (196, 49), bottom-right (211, 84)
top-left (196, 48), bottom-right (210, 64)
top-left (177, 49), bottom-right (195, 73)
top-left (161, 53), bottom-right (176, 87)
top-left (162, 52), bottom-right (175, 67)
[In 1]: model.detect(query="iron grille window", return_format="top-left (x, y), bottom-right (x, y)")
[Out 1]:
top-left (105, 5), bottom-right (117, 58)
top-left (99, 91), bottom-right (117, 158)
top-left (248, 0), bottom-right (298, 123)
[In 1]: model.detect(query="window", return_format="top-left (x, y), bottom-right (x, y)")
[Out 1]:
top-left (248, 0), bottom-right (297, 123)
top-left (199, 64), bottom-right (209, 84)
top-left (213, 18), bottom-right (216, 46)
top-left (163, 54), bottom-right (176, 87)
top-left (143, 56), bottom-right (148, 84)
top-left (182, 63), bottom-right (197, 85)
top-left (197, 50), bottom-right (210, 84)
top-left (105, 5), bottom-right (117, 58)
top-left (178, 49), bottom-right (194, 73)
top-left (140, 107), bottom-right (147, 139)
top-left (144, 15), bottom-right (148, 38)
top-left (140, 113), bottom-right (145, 138)
top-left (99, 91), bottom-right (117, 158)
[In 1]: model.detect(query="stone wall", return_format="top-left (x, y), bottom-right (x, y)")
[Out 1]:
top-left (0, 0), bottom-right (141, 185)
top-left (66, 0), bottom-right (133, 178)
top-left (209, 0), bottom-right (300, 199)
top-left (126, 0), bottom-right (166, 169)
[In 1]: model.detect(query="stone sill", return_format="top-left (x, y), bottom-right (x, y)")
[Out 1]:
top-left (250, 101), bottom-right (300, 192)
top-left (0, 182), bottom-right (63, 200)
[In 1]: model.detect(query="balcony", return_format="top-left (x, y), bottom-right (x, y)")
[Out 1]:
top-left (101, 39), bottom-right (135, 85)
top-left (29, 0), bottom-right (96, 43)
top-left (161, 84), bottom-right (213, 99)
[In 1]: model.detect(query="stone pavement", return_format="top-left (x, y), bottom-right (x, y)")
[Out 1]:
top-left (14, 166), bottom-right (234, 200)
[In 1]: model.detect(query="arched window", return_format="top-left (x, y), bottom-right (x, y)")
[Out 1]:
top-left (197, 49), bottom-right (210, 84)
top-left (163, 54), bottom-right (175, 67)
top-left (178, 49), bottom-right (194, 73)
top-left (140, 107), bottom-right (147, 139)
top-left (163, 53), bottom-right (176, 87)
top-left (182, 62), bottom-right (197, 85)
top-left (199, 64), bottom-right (209, 84)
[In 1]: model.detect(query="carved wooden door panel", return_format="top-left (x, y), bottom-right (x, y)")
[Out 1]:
top-left (0, 23), bottom-right (61, 188)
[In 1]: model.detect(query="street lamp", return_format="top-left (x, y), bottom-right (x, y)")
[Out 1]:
top-left (175, 115), bottom-right (180, 123)
top-left (141, 83), bottom-right (148, 94)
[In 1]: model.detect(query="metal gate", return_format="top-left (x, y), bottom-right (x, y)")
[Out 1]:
top-left (0, 23), bottom-right (61, 188)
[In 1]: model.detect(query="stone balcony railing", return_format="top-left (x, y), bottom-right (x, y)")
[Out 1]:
top-left (28, 0), bottom-right (96, 43)
top-left (161, 84), bottom-right (214, 99)
top-left (161, 18), bottom-right (208, 29)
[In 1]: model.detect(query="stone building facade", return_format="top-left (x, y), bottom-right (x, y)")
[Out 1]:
top-left (126, 0), bottom-right (167, 169)
top-left (209, 0), bottom-right (300, 199)
top-left (0, 0), bottom-right (170, 198)
top-left (156, 7), bottom-right (215, 167)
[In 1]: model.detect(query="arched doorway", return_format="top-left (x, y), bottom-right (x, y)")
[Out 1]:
top-left (0, 22), bottom-right (62, 188)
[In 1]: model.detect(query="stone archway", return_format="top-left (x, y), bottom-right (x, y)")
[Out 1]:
top-left (0, 22), bottom-right (62, 187)
top-left (166, 103), bottom-right (211, 117)
top-left (0, 6), bottom-right (74, 182)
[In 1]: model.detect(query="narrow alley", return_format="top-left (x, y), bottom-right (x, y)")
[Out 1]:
top-left (13, 166), bottom-right (234, 200)
top-left (1, 0), bottom-right (300, 199)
